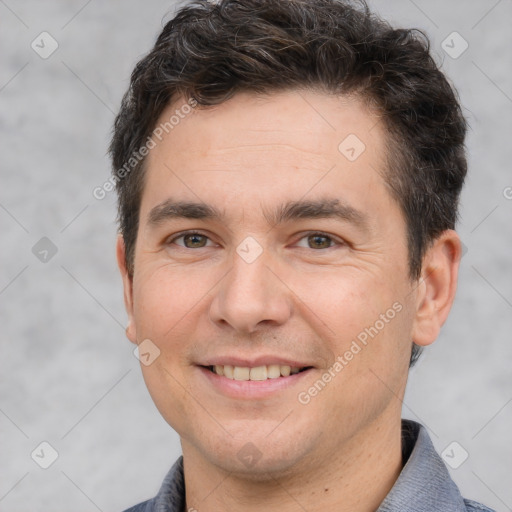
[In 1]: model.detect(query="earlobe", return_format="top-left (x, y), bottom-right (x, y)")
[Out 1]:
top-left (116, 234), bottom-right (138, 344)
top-left (411, 230), bottom-right (461, 347)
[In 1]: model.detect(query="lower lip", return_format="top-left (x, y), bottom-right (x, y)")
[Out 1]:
top-left (198, 366), bottom-right (313, 399)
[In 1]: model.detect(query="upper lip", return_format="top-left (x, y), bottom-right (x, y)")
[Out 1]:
top-left (198, 355), bottom-right (314, 368)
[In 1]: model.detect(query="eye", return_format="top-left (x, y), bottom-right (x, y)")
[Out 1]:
top-left (167, 231), bottom-right (343, 250)
top-left (168, 231), bottom-right (215, 249)
top-left (295, 232), bottom-right (341, 250)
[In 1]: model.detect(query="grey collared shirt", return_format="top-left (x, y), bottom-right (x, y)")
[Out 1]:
top-left (123, 420), bottom-right (495, 512)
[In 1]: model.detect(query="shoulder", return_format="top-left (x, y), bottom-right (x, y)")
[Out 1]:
top-left (380, 421), bottom-right (496, 512)
top-left (464, 498), bottom-right (496, 512)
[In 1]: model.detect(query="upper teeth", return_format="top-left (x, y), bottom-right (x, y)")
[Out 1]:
top-left (212, 364), bottom-right (302, 380)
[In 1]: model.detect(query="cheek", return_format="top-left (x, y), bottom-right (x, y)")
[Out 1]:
top-left (132, 262), bottom-right (210, 340)
top-left (296, 267), bottom-right (414, 398)
top-left (293, 269), bottom-right (401, 343)
top-left (301, 293), bottom-right (412, 433)
top-left (132, 264), bottom-right (204, 432)
top-left (140, 361), bottom-right (193, 437)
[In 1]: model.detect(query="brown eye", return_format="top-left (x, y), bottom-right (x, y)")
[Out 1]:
top-left (169, 231), bottom-right (213, 249)
top-left (182, 233), bottom-right (208, 248)
top-left (307, 234), bottom-right (334, 249)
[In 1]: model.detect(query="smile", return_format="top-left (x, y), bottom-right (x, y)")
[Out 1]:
top-left (207, 364), bottom-right (311, 381)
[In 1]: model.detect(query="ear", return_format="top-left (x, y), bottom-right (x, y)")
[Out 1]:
top-left (116, 234), bottom-right (138, 344)
top-left (411, 230), bottom-right (461, 347)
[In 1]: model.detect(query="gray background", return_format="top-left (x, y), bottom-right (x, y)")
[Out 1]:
top-left (1, 0), bottom-right (511, 511)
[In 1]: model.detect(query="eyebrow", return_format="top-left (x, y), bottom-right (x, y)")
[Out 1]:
top-left (264, 198), bottom-right (368, 229)
top-left (147, 197), bottom-right (369, 231)
top-left (148, 199), bottom-right (221, 225)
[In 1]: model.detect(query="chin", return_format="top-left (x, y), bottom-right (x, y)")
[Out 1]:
top-left (212, 450), bottom-right (308, 481)
top-left (192, 426), bottom-right (322, 481)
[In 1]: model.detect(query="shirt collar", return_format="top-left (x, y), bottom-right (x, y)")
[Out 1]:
top-left (377, 419), bottom-right (467, 512)
top-left (153, 456), bottom-right (185, 512)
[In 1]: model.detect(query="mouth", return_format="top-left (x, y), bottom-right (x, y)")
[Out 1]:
top-left (204, 364), bottom-right (313, 381)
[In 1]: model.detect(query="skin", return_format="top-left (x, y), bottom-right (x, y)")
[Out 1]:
top-left (117, 90), bottom-right (461, 512)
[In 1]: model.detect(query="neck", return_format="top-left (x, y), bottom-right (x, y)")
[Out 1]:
top-left (182, 414), bottom-right (404, 512)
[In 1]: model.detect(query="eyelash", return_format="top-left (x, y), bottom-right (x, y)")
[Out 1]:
top-left (167, 230), bottom-right (344, 250)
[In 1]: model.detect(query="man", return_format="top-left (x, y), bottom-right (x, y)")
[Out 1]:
top-left (110, 1), bottom-right (494, 510)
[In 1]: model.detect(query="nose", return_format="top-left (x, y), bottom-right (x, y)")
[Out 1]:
top-left (208, 247), bottom-right (293, 334)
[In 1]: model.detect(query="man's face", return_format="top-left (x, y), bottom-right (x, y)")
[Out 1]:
top-left (120, 90), bottom-right (421, 476)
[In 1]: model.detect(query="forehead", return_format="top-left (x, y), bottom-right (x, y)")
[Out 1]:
top-left (151, 90), bottom-right (381, 160)
top-left (140, 90), bottom-right (393, 226)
